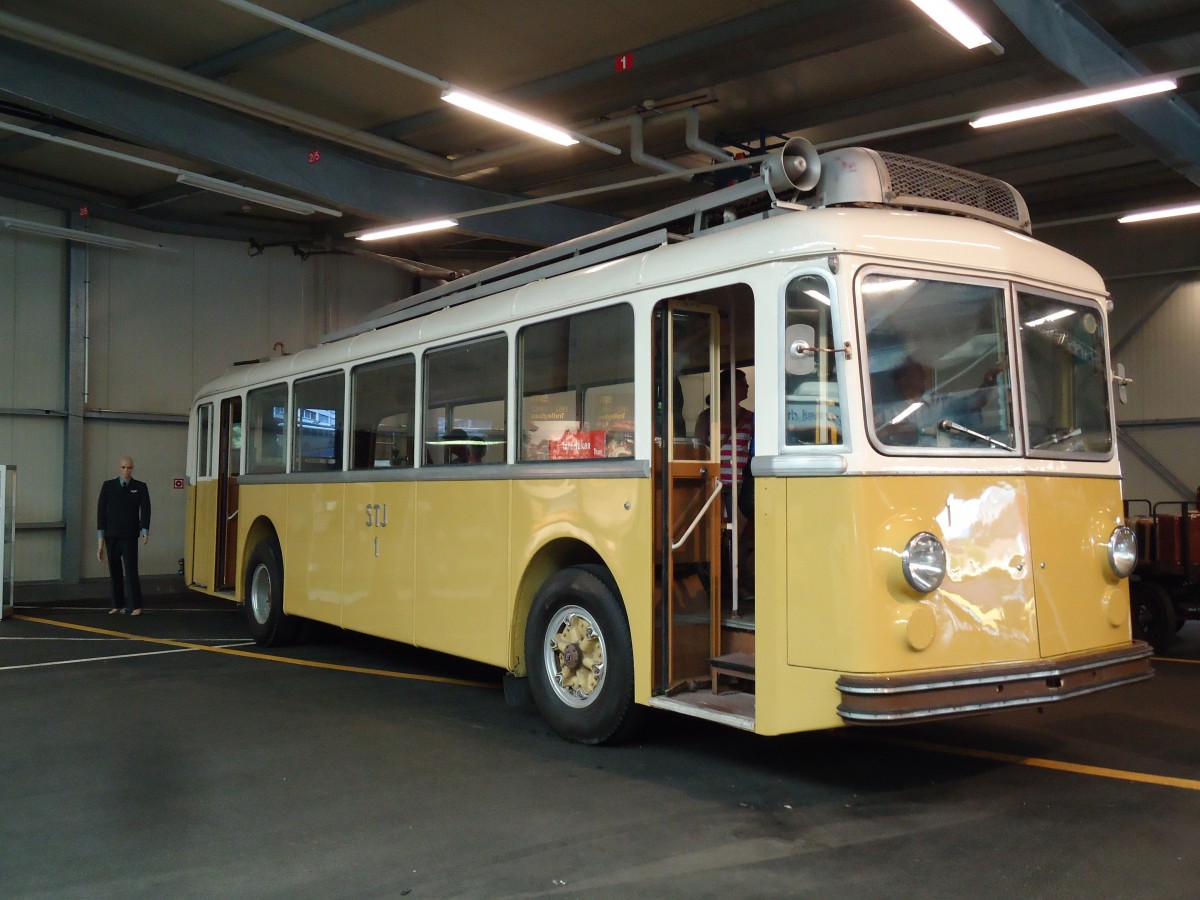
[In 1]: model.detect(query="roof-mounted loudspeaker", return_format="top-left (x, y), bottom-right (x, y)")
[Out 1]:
top-left (762, 137), bottom-right (821, 193)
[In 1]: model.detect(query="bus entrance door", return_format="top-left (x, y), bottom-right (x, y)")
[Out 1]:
top-left (656, 303), bottom-right (723, 692)
top-left (215, 396), bottom-right (241, 592)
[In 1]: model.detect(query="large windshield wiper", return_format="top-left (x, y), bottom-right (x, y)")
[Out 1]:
top-left (938, 419), bottom-right (1015, 451)
top-left (1033, 427), bottom-right (1082, 450)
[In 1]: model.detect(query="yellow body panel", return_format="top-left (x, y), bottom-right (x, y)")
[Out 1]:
top-left (199, 469), bottom-right (1132, 738)
top-left (753, 476), bottom-right (845, 733)
top-left (413, 481), bottom-right (511, 666)
top-left (237, 484), bottom-right (289, 596)
top-left (342, 482), bottom-right (416, 643)
top-left (508, 477), bottom-right (651, 693)
top-left (283, 483), bottom-right (344, 622)
top-left (184, 481), bottom-right (219, 589)
top-left (210, 476), bottom-right (650, 674)
top-left (783, 474), bottom-right (1131, 671)
top-left (184, 485), bottom-right (196, 584)
top-left (1026, 476), bottom-right (1129, 656)
top-left (752, 473), bottom-right (1132, 735)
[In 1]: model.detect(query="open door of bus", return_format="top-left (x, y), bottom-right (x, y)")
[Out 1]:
top-left (655, 302), bottom-right (723, 692)
top-left (216, 396), bottom-right (241, 592)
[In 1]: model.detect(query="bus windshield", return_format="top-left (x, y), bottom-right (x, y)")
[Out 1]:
top-left (1018, 291), bottom-right (1113, 455)
top-left (865, 274), bottom-right (1014, 452)
top-left (863, 273), bottom-right (1112, 456)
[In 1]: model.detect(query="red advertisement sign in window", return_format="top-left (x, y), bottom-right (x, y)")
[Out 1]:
top-left (548, 430), bottom-right (607, 460)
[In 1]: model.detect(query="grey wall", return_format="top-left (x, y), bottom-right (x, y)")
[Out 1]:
top-left (1040, 217), bottom-right (1200, 509)
top-left (0, 201), bottom-right (66, 581)
top-left (0, 201), bottom-right (408, 583)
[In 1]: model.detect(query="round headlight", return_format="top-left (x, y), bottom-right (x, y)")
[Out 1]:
top-left (902, 532), bottom-right (946, 593)
top-left (1108, 525), bottom-right (1137, 578)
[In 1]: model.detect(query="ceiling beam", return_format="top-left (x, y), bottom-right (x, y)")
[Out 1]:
top-left (991, 0), bottom-right (1200, 186)
top-left (0, 38), bottom-right (617, 245)
top-left (190, 0), bottom-right (418, 78)
top-left (1110, 10), bottom-right (1200, 49)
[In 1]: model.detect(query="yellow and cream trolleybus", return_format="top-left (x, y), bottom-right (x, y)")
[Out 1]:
top-left (185, 139), bottom-right (1152, 744)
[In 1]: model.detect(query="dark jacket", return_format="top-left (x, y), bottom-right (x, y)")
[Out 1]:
top-left (97, 478), bottom-right (151, 540)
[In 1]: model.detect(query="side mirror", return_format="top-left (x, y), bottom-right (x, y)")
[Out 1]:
top-left (1113, 362), bottom-right (1132, 404)
top-left (785, 323), bottom-right (817, 376)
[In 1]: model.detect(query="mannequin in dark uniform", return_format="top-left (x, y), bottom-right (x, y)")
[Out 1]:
top-left (97, 456), bottom-right (151, 615)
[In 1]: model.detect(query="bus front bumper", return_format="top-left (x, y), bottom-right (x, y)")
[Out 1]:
top-left (835, 642), bottom-right (1154, 724)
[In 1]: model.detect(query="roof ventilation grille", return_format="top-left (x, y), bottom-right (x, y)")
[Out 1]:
top-left (812, 147), bottom-right (1031, 234)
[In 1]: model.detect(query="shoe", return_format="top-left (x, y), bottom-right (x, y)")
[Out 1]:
top-left (108, 608), bottom-right (120, 615)
top-left (120, 608), bottom-right (130, 615)
top-left (130, 609), bottom-right (143, 617)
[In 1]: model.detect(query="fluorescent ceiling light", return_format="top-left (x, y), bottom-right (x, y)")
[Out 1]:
top-left (862, 278), bottom-right (917, 295)
top-left (175, 172), bottom-right (342, 217)
top-left (442, 90), bottom-right (578, 147)
top-left (804, 289), bottom-right (832, 306)
top-left (890, 402), bottom-right (924, 426)
top-left (1118, 200), bottom-right (1200, 224)
top-left (0, 217), bottom-right (172, 252)
top-left (1025, 309), bottom-right (1075, 328)
top-left (356, 219), bottom-right (459, 242)
top-left (971, 78), bottom-right (1177, 128)
top-left (908, 0), bottom-right (994, 50)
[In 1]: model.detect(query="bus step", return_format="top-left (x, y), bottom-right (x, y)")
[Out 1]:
top-left (723, 611), bottom-right (755, 631)
top-left (710, 652), bottom-right (755, 694)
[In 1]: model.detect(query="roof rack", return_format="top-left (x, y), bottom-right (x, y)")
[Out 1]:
top-left (322, 139), bottom-right (819, 343)
top-left (325, 139), bottom-right (1029, 342)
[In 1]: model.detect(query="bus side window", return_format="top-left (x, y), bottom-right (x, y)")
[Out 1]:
top-left (195, 403), bottom-right (213, 478)
top-left (245, 383), bottom-right (288, 474)
top-left (351, 355), bottom-right (416, 469)
top-left (293, 371), bottom-right (345, 472)
top-left (518, 304), bottom-right (635, 461)
top-left (784, 275), bottom-right (841, 446)
top-left (424, 336), bottom-right (508, 466)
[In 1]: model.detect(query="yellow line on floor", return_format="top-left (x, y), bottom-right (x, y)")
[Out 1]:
top-left (14, 614), bottom-right (497, 689)
top-left (1154, 655), bottom-right (1200, 665)
top-left (864, 734), bottom-right (1200, 792)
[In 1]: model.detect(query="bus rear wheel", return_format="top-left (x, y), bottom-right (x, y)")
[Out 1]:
top-left (525, 566), bottom-right (639, 745)
top-left (243, 539), bottom-right (302, 647)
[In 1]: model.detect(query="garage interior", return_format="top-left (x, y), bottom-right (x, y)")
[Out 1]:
top-left (0, 0), bottom-right (1199, 586)
top-left (1, 2), bottom-right (1199, 897)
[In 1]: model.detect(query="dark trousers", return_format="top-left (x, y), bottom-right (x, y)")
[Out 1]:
top-left (106, 537), bottom-right (142, 611)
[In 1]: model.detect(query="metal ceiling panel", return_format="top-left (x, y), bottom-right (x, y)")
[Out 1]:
top-left (0, 36), bottom-right (618, 244)
top-left (993, 0), bottom-right (1200, 184)
top-left (0, 0), bottom-right (1194, 264)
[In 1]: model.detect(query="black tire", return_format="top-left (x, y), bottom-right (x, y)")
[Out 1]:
top-left (243, 539), bottom-right (303, 647)
top-left (1130, 580), bottom-right (1177, 654)
top-left (524, 566), bottom-right (640, 745)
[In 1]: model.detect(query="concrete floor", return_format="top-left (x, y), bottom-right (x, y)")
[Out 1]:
top-left (2, 590), bottom-right (1199, 899)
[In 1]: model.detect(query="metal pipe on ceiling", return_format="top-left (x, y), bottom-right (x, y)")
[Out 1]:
top-left (629, 115), bottom-right (689, 176)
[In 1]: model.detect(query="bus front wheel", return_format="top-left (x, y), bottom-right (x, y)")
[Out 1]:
top-left (1131, 580), bottom-right (1176, 654)
top-left (525, 566), bottom-right (639, 745)
top-left (243, 540), bottom-right (302, 647)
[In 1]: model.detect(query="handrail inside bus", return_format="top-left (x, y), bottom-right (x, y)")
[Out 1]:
top-left (671, 483), bottom-right (722, 552)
